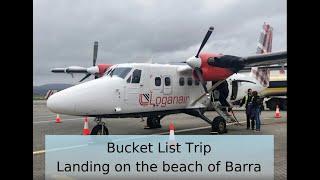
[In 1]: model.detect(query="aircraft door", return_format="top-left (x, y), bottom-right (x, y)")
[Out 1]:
top-left (163, 75), bottom-right (172, 95)
top-left (230, 80), bottom-right (238, 100)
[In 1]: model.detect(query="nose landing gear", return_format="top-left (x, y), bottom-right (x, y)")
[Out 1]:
top-left (144, 115), bottom-right (165, 129)
top-left (90, 117), bottom-right (109, 135)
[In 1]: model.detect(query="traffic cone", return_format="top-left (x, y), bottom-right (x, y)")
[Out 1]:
top-left (168, 121), bottom-right (176, 145)
top-left (274, 105), bottom-right (281, 118)
top-left (55, 114), bottom-right (61, 123)
top-left (82, 117), bottom-right (90, 135)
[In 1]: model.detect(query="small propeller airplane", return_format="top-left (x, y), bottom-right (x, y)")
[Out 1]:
top-left (47, 24), bottom-right (287, 135)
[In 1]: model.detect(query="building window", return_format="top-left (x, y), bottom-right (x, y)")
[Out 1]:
top-left (165, 77), bottom-right (171, 86)
top-left (155, 77), bottom-right (161, 86)
top-left (187, 77), bottom-right (193, 86)
top-left (179, 77), bottom-right (185, 86)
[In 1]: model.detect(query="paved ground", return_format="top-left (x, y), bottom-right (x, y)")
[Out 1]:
top-left (33, 100), bottom-right (287, 180)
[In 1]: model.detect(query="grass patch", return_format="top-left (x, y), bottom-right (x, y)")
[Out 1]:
top-left (33, 95), bottom-right (45, 100)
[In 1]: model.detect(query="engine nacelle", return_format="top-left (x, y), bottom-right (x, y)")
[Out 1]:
top-left (86, 66), bottom-right (99, 74)
top-left (85, 64), bottom-right (113, 77)
top-left (192, 53), bottom-right (234, 81)
top-left (97, 64), bottom-right (113, 77)
top-left (65, 66), bottom-right (87, 73)
top-left (198, 66), bottom-right (234, 81)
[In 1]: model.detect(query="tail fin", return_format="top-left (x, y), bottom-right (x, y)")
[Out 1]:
top-left (256, 22), bottom-right (273, 54)
top-left (251, 22), bottom-right (273, 87)
top-left (250, 67), bottom-right (270, 87)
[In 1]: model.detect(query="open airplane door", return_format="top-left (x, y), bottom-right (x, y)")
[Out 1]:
top-left (230, 80), bottom-right (238, 100)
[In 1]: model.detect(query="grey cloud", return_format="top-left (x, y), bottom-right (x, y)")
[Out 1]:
top-left (33, 0), bottom-right (286, 85)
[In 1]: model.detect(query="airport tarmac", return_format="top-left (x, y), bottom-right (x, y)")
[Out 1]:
top-left (33, 100), bottom-right (287, 180)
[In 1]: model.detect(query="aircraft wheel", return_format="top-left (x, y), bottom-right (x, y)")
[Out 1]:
top-left (91, 125), bottom-right (109, 135)
top-left (147, 117), bottom-right (161, 129)
top-left (211, 116), bottom-right (227, 134)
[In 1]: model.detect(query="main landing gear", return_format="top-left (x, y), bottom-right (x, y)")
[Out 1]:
top-left (191, 109), bottom-right (227, 134)
top-left (90, 117), bottom-right (109, 135)
top-left (211, 116), bottom-right (227, 134)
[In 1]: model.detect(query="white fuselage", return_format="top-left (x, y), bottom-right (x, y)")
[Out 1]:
top-left (47, 63), bottom-right (265, 117)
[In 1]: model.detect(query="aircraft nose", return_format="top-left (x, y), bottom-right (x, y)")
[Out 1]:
top-left (46, 77), bottom-right (121, 116)
top-left (47, 90), bottom-right (75, 114)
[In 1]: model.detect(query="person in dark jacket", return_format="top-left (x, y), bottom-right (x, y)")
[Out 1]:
top-left (240, 89), bottom-right (253, 130)
top-left (251, 91), bottom-right (263, 131)
top-left (214, 80), bottom-right (230, 109)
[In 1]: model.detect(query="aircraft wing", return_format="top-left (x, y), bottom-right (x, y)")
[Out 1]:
top-left (178, 51), bottom-right (287, 75)
top-left (51, 64), bottom-right (112, 82)
top-left (242, 51), bottom-right (287, 67)
top-left (51, 66), bottom-right (88, 73)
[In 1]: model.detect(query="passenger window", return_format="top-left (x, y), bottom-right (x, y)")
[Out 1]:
top-left (179, 77), bottom-right (185, 86)
top-left (131, 69), bottom-right (141, 83)
top-left (195, 79), bottom-right (200, 86)
top-left (187, 77), bottom-right (193, 86)
top-left (155, 77), bottom-right (161, 86)
top-left (126, 76), bottom-right (131, 83)
top-left (165, 77), bottom-right (171, 86)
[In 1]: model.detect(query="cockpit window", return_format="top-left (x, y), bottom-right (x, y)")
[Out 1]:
top-left (131, 69), bottom-right (142, 83)
top-left (106, 67), bottom-right (132, 79)
top-left (105, 68), bottom-right (112, 76)
top-left (126, 75), bottom-right (132, 83)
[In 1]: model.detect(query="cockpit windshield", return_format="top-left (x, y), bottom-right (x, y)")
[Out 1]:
top-left (105, 67), bottom-right (132, 79)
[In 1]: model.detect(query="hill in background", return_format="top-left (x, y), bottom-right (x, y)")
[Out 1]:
top-left (33, 83), bottom-right (74, 96)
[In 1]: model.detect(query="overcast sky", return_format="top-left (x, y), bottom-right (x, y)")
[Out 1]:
top-left (33, 0), bottom-right (286, 86)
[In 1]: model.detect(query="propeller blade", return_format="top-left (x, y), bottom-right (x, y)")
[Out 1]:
top-left (194, 68), bottom-right (208, 93)
top-left (79, 73), bottom-right (91, 82)
top-left (51, 68), bottom-right (66, 73)
top-left (195, 26), bottom-right (214, 58)
top-left (93, 41), bottom-right (98, 66)
top-left (180, 61), bottom-right (186, 63)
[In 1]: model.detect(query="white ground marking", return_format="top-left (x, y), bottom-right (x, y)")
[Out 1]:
top-left (33, 114), bottom-right (57, 119)
top-left (33, 120), bottom-right (246, 155)
top-left (33, 117), bottom-right (84, 124)
top-left (157, 120), bottom-right (246, 135)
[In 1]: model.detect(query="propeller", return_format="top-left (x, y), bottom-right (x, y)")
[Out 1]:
top-left (196, 26), bottom-right (214, 58)
top-left (79, 41), bottom-right (99, 82)
top-left (194, 67), bottom-right (208, 93)
top-left (93, 41), bottom-right (98, 66)
top-left (79, 73), bottom-right (91, 82)
top-left (186, 26), bottom-right (214, 93)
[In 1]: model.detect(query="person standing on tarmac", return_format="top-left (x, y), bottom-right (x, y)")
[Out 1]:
top-left (240, 89), bottom-right (253, 130)
top-left (251, 91), bottom-right (263, 132)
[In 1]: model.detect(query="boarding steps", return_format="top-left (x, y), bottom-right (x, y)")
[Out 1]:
top-left (194, 99), bottom-right (239, 126)
top-left (211, 101), bottom-right (237, 124)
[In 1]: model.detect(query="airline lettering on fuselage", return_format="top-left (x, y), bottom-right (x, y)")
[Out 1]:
top-left (139, 93), bottom-right (189, 107)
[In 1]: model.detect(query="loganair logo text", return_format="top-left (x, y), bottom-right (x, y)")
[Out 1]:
top-left (139, 93), bottom-right (189, 107)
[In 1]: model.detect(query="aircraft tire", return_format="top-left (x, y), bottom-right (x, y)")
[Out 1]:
top-left (91, 125), bottom-right (109, 135)
top-left (211, 116), bottom-right (227, 134)
top-left (147, 117), bottom-right (161, 129)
